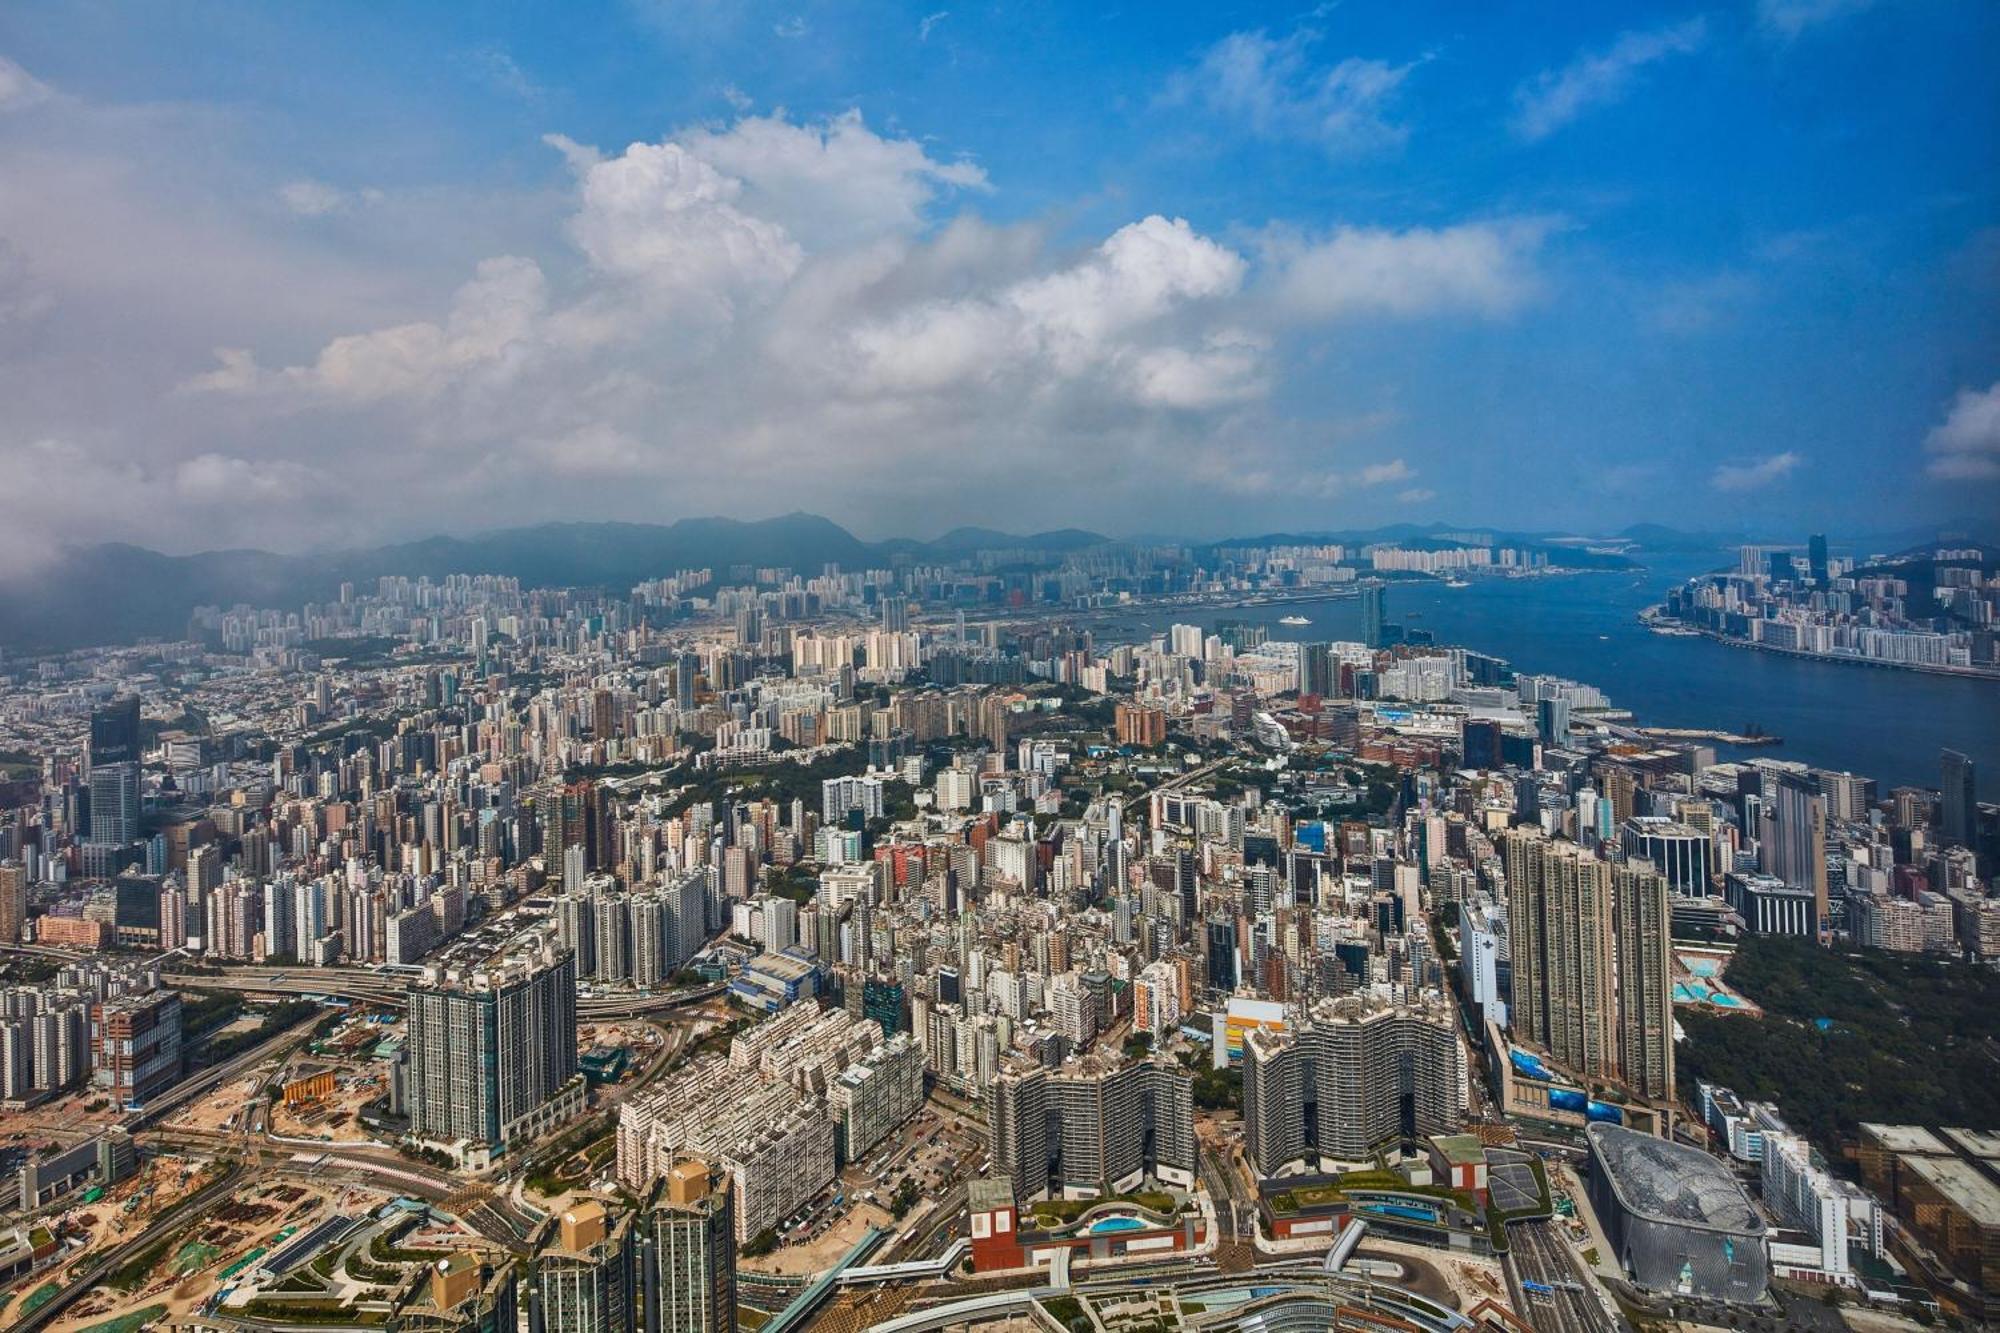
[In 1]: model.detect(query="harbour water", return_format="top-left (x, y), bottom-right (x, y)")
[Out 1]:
top-left (1093, 553), bottom-right (1996, 796)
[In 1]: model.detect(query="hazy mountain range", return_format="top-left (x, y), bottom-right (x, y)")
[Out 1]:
top-left (0, 513), bottom-right (1108, 651)
top-left (1, 512), bottom-right (1990, 654)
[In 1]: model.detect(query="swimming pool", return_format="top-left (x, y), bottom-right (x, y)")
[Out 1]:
top-left (1089, 1215), bottom-right (1147, 1234)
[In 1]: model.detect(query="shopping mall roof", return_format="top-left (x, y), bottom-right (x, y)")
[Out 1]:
top-left (1588, 1123), bottom-right (1762, 1234)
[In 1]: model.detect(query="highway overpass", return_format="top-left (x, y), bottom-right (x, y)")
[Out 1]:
top-left (162, 967), bottom-right (726, 1017)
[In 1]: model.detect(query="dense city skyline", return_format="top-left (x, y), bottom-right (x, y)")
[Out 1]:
top-left (0, 1), bottom-right (1996, 567)
top-left (1, 7), bottom-right (1996, 1333)
top-left (0, 501), bottom-right (1994, 1331)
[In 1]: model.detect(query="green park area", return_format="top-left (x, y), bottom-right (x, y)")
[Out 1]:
top-left (1268, 1169), bottom-right (1478, 1217)
top-left (1040, 1294), bottom-right (1087, 1329)
top-left (1680, 936), bottom-right (2000, 1149)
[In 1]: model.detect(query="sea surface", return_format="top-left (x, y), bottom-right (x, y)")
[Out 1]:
top-left (1091, 552), bottom-right (1996, 796)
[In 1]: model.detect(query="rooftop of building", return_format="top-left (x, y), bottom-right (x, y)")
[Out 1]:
top-left (1224, 996), bottom-right (1287, 1023)
top-left (561, 1199), bottom-right (607, 1228)
top-left (433, 1251), bottom-right (479, 1278)
top-left (967, 1179), bottom-right (1015, 1213)
top-left (1941, 1127), bottom-right (2000, 1162)
top-left (1623, 817), bottom-right (1707, 836)
top-left (1429, 1134), bottom-right (1487, 1167)
top-left (744, 950), bottom-right (819, 979)
top-left (1901, 1153), bottom-right (2000, 1229)
top-left (411, 944), bottom-right (570, 992)
top-left (1587, 1124), bottom-right (1763, 1235)
top-left (1859, 1123), bottom-right (1953, 1156)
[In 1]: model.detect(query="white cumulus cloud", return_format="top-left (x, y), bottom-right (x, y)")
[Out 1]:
top-left (563, 140), bottom-right (800, 306)
top-left (1924, 382), bottom-right (2000, 481)
top-left (1123, 335), bottom-right (1267, 410)
top-left (191, 255), bottom-right (548, 403)
top-left (676, 110), bottom-right (986, 249)
top-left (833, 214), bottom-right (1249, 403)
top-left (1009, 216), bottom-right (1246, 365)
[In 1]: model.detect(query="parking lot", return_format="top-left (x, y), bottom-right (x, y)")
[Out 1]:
top-left (739, 1098), bottom-right (986, 1274)
top-left (857, 1104), bottom-right (983, 1194)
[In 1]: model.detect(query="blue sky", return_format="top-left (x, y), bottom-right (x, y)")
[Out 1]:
top-left (0, 0), bottom-right (1994, 556)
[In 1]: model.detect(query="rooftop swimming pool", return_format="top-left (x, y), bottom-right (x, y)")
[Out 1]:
top-left (1356, 1201), bottom-right (1440, 1223)
top-left (1088, 1215), bottom-right (1147, 1234)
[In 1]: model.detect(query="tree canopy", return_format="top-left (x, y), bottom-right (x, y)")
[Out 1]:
top-left (1679, 937), bottom-right (2000, 1152)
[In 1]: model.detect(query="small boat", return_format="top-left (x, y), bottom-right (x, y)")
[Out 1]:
top-left (1279, 615), bottom-right (1310, 626)
top-left (1442, 578), bottom-right (1469, 589)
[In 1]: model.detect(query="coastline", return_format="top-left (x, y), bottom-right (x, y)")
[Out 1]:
top-left (1632, 725), bottom-right (1783, 747)
top-left (873, 563), bottom-right (1991, 788)
top-left (931, 567), bottom-right (1631, 635)
top-left (1640, 607), bottom-right (2000, 684)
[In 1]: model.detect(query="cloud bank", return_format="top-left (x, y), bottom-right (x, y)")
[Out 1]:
top-left (0, 48), bottom-right (1561, 566)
